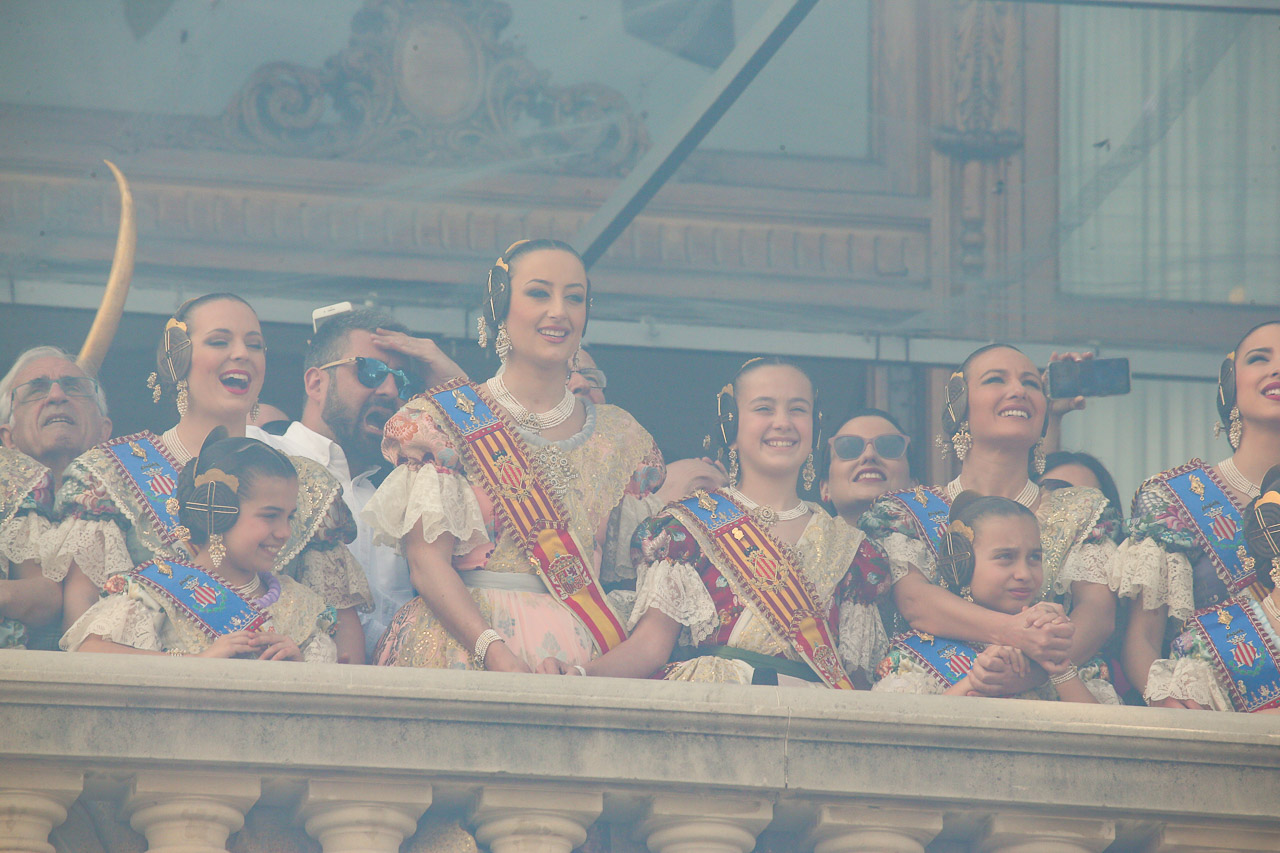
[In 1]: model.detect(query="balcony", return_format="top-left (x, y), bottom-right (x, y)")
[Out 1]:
top-left (1, 651), bottom-right (1278, 852)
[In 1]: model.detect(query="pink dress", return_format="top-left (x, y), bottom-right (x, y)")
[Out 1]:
top-left (362, 394), bottom-right (665, 669)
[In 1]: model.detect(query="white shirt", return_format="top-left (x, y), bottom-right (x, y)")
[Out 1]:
top-left (247, 422), bottom-right (412, 658)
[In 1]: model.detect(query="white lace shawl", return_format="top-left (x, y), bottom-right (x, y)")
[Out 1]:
top-left (361, 464), bottom-right (489, 556)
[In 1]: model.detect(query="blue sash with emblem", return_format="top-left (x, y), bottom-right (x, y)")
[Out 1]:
top-left (887, 486), bottom-right (952, 559)
top-left (130, 559), bottom-right (268, 641)
top-left (1159, 461), bottom-right (1254, 595)
top-left (893, 631), bottom-right (981, 688)
top-left (1188, 600), bottom-right (1280, 713)
top-left (103, 432), bottom-right (184, 545)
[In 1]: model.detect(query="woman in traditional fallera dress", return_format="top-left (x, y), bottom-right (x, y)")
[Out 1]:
top-left (63, 432), bottom-right (337, 662)
top-left (364, 239), bottom-right (665, 672)
top-left (48, 293), bottom-right (370, 660)
top-left (1116, 321), bottom-right (1280, 705)
top-left (873, 492), bottom-right (1117, 703)
top-left (0, 447), bottom-right (59, 648)
top-left (537, 358), bottom-right (890, 687)
top-left (1143, 466), bottom-right (1280, 713)
top-left (860, 344), bottom-right (1121, 695)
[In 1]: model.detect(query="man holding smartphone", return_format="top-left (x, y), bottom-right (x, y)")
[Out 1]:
top-left (250, 306), bottom-right (466, 661)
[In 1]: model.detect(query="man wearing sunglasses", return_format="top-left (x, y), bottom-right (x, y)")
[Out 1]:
top-left (249, 307), bottom-right (465, 660)
top-left (820, 407), bottom-right (916, 527)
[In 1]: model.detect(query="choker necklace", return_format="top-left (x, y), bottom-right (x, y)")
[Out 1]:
top-left (161, 426), bottom-right (194, 465)
top-left (947, 477), bottom-right (1040, 509)
top-left (229, 574), bottom-right (264, 600)
top-left (1218, 457), bottom-right (1261, 499)
top-left (487, 370), bottom-right (577, 432)
top-left (727, 486), bottom-right (809, 527)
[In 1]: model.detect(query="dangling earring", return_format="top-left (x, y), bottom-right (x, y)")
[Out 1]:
top-left (476, 316), bottom-right (489, 349)
top-left (1229, 406), bottom-right (1243, 450)
top-left (802, 452), bottom-right (816, 491)
top-left (960, 585), bottom-right (974, 602)
top-left (572, 348), bottom-right (582, 370)
top-left (249, 401), bottom-right (261, 422)
top-left (951, 420), bottom-right (972, 461)
top-left (146, 372), bottom-right (162, 404)
top-left (175, 380), bottom-right (190, 418)
top-left (495, 323), bottom-right (512, 363)
top-left (727, 448), bottom-right (739, 488)
top-left (208, 533), bottom-right (226, 569)
top-left (1033, 438), bottom-right (1047, 475)
top-left (1270, 558), bottom-right (1280, 589)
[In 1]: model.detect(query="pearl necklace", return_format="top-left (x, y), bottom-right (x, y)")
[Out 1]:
top-left (1218, 457), bottom-right (1261, 499)
top-left (947, 477), bottom-right (1040, 509)
top-left (487, 371), bottom-right (576, 432)
top-left (727, 487), bottom-right (810, 527)
top-left (161, 426), bottom-right (194, 465)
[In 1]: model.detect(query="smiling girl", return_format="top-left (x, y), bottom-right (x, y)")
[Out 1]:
top-left (63, 431), bottom-right (337, 661)
top-left (48, 294), bottom-right (370, 659)
top-left (1119, 321), bottom-right (1280, 705)
top-left (536, 358), bottom-right (891, 687)
top-left (363, 240), bottom-right (665, 672)
top-left (873, 492), bottom-right (1115, 703)
top-left (860, 344), bottom-right (1122, 696)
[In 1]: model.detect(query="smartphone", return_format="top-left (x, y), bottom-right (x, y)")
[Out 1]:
top-left (1046, 357), bottom-right (1131, 399)
top-left (312, 302), bottom-right (353, 332)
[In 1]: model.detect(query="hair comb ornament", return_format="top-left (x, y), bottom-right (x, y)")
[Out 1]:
top-left (193, 469), bottom-right (240, 492)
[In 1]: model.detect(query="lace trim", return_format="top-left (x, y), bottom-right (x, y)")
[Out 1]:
top-left (602, 493), bottom-right (663, 584)
top-left (606, 589), bottom-right (637, 628)
top-left (1054, 540), bottom-right (1117, 595)
top-left (41, 517), bottom-right (134, 585)
top-left (61, 592), bottom-right (163, 652)
top-left (1078, 677), bottom-right (1121, 705)
top-left (1110, 537), bottom-right (1196, 621)
top-left (871, 670), bottom-right (939, 695)
top-left (296, 546), bottom-right (374, 611)
top-left (301, 632), bottom-right (338, 663)
top-left (361, 464), bottom-right (488, 556)
top-left (630, 559), bottom-right (719, 646)
top-left (0, 513), bottom-right (49, 568)
top-left (880, 532), bottom-right (936, 584)
top-left (838, 601), bottom-right (889, 678)
top-left (1143, 656), bottom-right (1231, 710)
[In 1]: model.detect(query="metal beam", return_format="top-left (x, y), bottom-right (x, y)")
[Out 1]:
top-left (575, 0), bottom-right (819, 269)
top-left (1007, 0), bottom-right (1280, 13)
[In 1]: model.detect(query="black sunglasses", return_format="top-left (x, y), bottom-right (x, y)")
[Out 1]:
top-left (830, 433), bottom-right (909, 460)
top-left (319, 356), bottom-right (422, 401)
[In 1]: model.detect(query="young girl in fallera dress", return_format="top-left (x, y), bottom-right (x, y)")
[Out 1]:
top-left (538, 358), bottom-right (891, 688)
top-left (63, 432), bottom-right (337, 662)
top-left (873, 492), bottom-right (1116, 703)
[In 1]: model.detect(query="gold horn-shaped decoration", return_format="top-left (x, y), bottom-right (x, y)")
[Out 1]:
top-left (76, 159), bottom-right (136, 375)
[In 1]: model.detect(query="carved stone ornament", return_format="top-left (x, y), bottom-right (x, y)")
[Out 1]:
top-left (211, 0), bottom-right (649, 174)
top-left (932, 1), bottom-right (1023, 162)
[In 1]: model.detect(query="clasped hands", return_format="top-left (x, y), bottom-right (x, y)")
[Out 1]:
top-left (964, 602), bottom-right (1075, 697)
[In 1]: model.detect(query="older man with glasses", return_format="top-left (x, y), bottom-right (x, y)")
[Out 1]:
top-left (249, 307), bottom-right (464, 661)
top-left (0, 346), bottom-right (111, 647)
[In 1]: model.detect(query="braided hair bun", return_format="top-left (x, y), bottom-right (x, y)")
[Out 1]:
top-left (176, 427), bottom-right (296, 545)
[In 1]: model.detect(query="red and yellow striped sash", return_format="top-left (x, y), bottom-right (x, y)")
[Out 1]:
top-left (426, 379), bottom-right (626, 653)
top-left (671, 489), bottom-right (853, 689)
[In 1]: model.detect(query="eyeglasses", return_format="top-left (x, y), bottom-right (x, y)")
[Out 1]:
top-left (830, 433), bottom-right (909, 461)
top-left (11, 375), bottom-right (100, 406)
top-left (319, 357), bottom-right (422, 401)
top-left (569, 367), bottom-right (607, 391)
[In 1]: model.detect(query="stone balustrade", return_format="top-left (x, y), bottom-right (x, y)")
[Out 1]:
top-left (1, 652), bottom-right (1278, 852)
